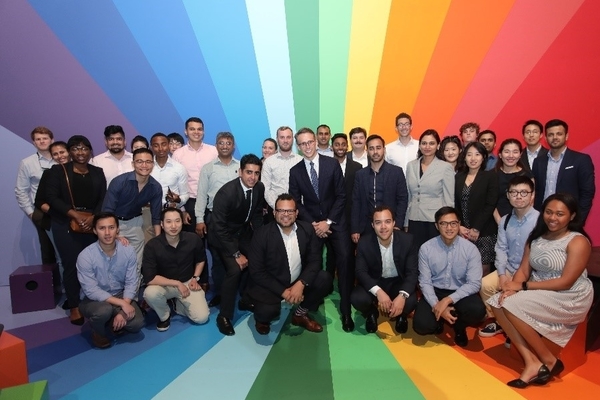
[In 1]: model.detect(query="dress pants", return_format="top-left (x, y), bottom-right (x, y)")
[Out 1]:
top-left (32, 216), bottom-right (57, 264)
top-left (320, 229), bottom-right (353, 316)
top-left (183, 198), bottom-right (208, 284)
top-left (215, 249), bottom-right (250, 320)
top-left (52, 220), bottom-right (97, 307)
top-left (251, 270), bottom-right (333, 323)
top-left (351, 277), bottom-right (417, 316)
top-left (408, 220), bottom-right (438, 250)
top-left (79, 297), bottom-right (145, 337)
top-left (205, 211), bottom-right (224, 293)
top-left (413, 287), bottom-right (486, 335)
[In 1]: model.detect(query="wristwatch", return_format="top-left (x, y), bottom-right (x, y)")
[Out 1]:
top-left (399, 290), bottom-right (409, 299)
top-left (233, 251), bottom-right (242, 259)
top-left (193, 276), bottom-right (200, 282)
top-left (300, 279), bottom-right (309, 287)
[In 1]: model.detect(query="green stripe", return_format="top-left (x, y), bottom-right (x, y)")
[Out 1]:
top-left (318, 0), bottom-right (353, 132)
top-left (285, 0), bottom-right (320, 129)
top-left (246, 308), bottom-right (334, 400)
top-left (324, 291), bottom-right (424, 399)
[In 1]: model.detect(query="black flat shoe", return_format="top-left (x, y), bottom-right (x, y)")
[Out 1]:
top-left (507, 365), bottom-right (551, 388)
top-left (550, 359), bottom-right (564, 377)
top-left (365, 311), bottom-right (378, 333)
top-left (341, 314), bottom-right (355, 332)
top-left (217, 315), bottom-right (235, 336)
top-left (395, 315), bottom-right (408, 334)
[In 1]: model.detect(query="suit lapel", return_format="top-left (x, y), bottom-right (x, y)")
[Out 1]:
top-left (556, 149), bottom-right (572, 187)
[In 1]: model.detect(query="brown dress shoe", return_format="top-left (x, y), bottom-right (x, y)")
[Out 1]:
top-left (70, 307), bottom-right (84, 326)
top-left (255, 321), bottom-right (271, 335)
top-left (92, 332), bottom-right (111, 349)
top-left (292, 314), bottom-right (323, 333)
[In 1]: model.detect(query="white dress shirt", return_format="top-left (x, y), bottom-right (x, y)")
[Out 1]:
top-left (261, 151), bottom-right (302, 208)
top-left (278, 223), bottom-right (302, 283)
top-left (385, 138), bottom-right (419, 172)
top-left (92, 150), bottom-right (134, 187)
top-left (150, 156), bottom-right (189, 208)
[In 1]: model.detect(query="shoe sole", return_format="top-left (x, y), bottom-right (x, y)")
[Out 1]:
top-left (478, 329), bottom-right (503, 338)
top-left (157, 325), bottom-right (170, 332)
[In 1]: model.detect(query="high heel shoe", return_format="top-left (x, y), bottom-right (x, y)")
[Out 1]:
top-left (550, 359), bottom-right (564, 377)
top-left (507, 364), bottom-right (551, 388)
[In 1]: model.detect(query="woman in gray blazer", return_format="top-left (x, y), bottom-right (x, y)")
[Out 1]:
top-left (405, 130), bottom-right (455, 248)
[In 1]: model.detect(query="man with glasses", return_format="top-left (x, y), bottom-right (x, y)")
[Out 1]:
top-left (479, 176), bottom-right (538, 341)
top-left (385, 112), bottom-right (418, 172)
top-left (520, 120), bottom-right (547, 172)
top-left (289, 128), bottom-right (354, 332)
top-left (15, 126), bottom-right (57, 265)
top-left (102, 148), bottom-right (163, 274)
top-left (413, 206), bottom-right (486, 348)
top-left (246, 194), bottom-right (332, 335)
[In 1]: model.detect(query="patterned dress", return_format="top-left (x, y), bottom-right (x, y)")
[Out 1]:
top-left (487, 231), bottom-right (593, 347)
top-left (461, 184), bottom-right (496, 264)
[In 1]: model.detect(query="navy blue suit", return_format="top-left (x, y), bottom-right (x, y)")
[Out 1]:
top-left (289, 155), bottom-right (353, 315)
top-left (532, 148), bottom-right (595, 223)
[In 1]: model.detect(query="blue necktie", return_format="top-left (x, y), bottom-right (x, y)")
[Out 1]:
top-left (310, 161), bottom-right (319, 199)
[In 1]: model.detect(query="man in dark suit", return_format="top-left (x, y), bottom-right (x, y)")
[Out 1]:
top-left (332, 133), bottom-right (363, 220)
top-left (289, 127), bottom-right (355, 332)
top-left (520, 119), bottom-right (548, 172)
top-left (246, 194), bottom-right (332, 335)
top-left (209, 154), bottom-right (265, 336)
top-left (351, 135), bottom-right (408, 244)
top-left (532, 119), bottom-right (595, 224)
top-left (352, 206), bottom-right (418, 334)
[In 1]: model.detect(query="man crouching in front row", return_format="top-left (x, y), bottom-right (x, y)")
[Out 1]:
top-left (245, 194), bottom-right (332, 335)
top-left (77, 212), bottom-right (144, 349)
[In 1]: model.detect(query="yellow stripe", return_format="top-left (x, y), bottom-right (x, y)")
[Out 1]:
top-left (343, 0), bottom-right (392, 132)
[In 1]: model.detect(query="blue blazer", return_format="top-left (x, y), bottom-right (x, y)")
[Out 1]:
top-left (289, 155), bottom-right (347, 231)
top-left (532, 148), bottom-right (595, 223)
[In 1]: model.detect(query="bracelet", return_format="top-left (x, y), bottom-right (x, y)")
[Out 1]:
top-left (521, 281), bottom-right (528, 291)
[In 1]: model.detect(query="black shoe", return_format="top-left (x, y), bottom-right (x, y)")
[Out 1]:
top-left (255, 321), bottom-right (271, 335)
top-left (365, 311), bottom-right (378, 333)
top-left (157, 316), bottom-right (170, 332)
top-left (217, 315), bottom-right (235, 336)
top-left (454, 328), bottom-right (468, 347)
top-left (395, 315), bottom-right (408, 334)
top-left (434, 320), bottom-right (444, 334)
top-left (341, 314), bottom-right (355, 332)
top-left (238, 299), bottom-right (255, 312)
top-left (507, 365), bottom-right (551, 388)
top-left (208, 295), bottom-right (221, 307)
top-left (167, 298), bottom-right (177, 313)
top-left (550, 359), bottom-right (564, 377)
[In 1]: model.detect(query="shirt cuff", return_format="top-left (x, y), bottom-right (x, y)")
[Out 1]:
top-left (369, 285), bottom-right (381, 296)
top-left (399, 290), bottom-right (410, 298)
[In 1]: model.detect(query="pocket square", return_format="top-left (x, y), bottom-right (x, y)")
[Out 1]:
top-left (564, 165), bottom-right (574, 169)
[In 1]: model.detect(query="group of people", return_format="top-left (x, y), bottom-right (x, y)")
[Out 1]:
top-left (14, 113), bottom-right (595, 388)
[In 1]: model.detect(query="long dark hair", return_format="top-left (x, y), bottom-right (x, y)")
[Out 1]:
top-left (458, 142), bottom-right (488, 174)
top-left (495, 138), bottom-right (526, 172)
top-left (417, 129), bottom-right (441, 158)
top-left (527, 193), bottom-right (590, 245)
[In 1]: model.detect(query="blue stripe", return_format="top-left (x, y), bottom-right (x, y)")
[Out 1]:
top-left (29, 0), bottom-right (183, 135)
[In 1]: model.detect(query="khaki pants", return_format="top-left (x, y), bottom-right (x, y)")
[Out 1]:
top-left (480, 270), bottom-right (513, 317)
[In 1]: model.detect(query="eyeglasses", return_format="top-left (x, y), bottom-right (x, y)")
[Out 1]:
top-left (275, 209), bottom-right (296, 215)
top-left (72, 146), bottom-right (90, 152)
top-left (134, 160), bottom-right (154, 165)
top-left (217, 141), bottom-right (233, 146)
top-left (397, 122), bottom-right (411, 128)
top-left (297, 140), bottom-right (315, 148)
top-left (507, 190), bottom-right (532, 197)
top-left (437, 221), bottom-right (459, 228)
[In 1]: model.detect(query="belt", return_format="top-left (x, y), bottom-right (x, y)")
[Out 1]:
top-left (116, 213), bottom-right (142, 221)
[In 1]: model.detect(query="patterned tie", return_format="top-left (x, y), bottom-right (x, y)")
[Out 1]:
top-left (310, 161), bottom-right (319, 199)
top-left (244, 189), bottom-right (252, 222)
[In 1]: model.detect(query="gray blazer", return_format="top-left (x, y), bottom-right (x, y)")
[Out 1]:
top-left (404, 157), bottom-right (455, 226)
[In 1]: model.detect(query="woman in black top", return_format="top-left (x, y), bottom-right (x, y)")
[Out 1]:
top-left (45, 136), bottom-right (106, 325)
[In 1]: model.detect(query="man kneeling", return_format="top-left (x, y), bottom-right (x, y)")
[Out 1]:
top-left (246, 194), bottom-right (332, 335)
top-left (77, 212), bottom-right (144, 349)
top-left (142, 208), bottom-right (209, 331)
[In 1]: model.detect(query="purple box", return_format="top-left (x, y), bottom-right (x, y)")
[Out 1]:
top-left (9, 265), bottom-right (57, 314)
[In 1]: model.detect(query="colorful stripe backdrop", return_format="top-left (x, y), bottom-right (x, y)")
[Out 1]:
top-left (1, 0), bottom-right (599, 283)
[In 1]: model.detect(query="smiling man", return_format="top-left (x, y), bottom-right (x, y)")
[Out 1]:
top-left (209, 154), bottom-right (265, 336)
top-left (142, 208), bottom-right (209, 332)
top-left (385, 112), bottom-right (418, 172)
top-left (92, 125), bottom-right (133, 186)
top-left (77, 212), bottom-right (144, 349)
top-left (520, 120), bottom-right (547, 172)
top-left (102, 148), bottom-right (163, 276)
top-left (347, 127), bottom-right (368, 167)
top-left (531, 119), bottom-right (595, 224)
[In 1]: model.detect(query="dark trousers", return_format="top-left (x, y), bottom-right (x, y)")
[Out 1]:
top-left (183, 198), bottom-right (208, 284)
top-left (215, 249), bottom-right (250, 320)
top-left (413, 287), bottom-right (486, 335)
top-left (79, 297), bottom-right (145, 337)
top-left (32, 218), bottom-right (57, 264)
top-left (351, 277), bottom-right (417, 316)
top-left (51, 220), bottom-right (97, 307)
top-left (408, 220), bottom-right (438, 250)
top-left (320, 229), bottom-right (353, 315)
top-left (251, 270), bottom-right (333, 323)
top-left (204, 211), bottom-right (224, 293)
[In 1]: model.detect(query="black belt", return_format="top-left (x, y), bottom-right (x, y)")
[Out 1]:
top-left (116, 213), bottom-right (142, 221)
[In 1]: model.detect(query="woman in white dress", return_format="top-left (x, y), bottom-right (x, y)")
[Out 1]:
top-left (488, 193), bottom-right (593, 388)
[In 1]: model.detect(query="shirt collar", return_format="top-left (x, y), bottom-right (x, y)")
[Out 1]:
top-left (277, 222), bottom-right (298, 237)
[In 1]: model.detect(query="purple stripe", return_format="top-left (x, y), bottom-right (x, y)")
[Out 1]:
top-left (8, 317), bottom-right (83, 350)
top-left (0, 0), bottom-right (138, 151)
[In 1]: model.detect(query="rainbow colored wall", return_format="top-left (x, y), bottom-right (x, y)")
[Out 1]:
top-left (1, 0), bottom-right (599, 283)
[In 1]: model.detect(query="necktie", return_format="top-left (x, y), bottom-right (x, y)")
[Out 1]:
top-left (310, 161), bottom-right (319, 199)
top-left (244, 189), bottom-right (252, 222)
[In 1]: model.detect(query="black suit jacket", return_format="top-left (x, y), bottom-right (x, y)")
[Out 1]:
top-left (289, 155), bottom-right (347, 230)
top-left (247, 220), bottom-right (321, 304)
top-left (532, 148), bottom-right (595, 223)
top-left (520, 146), bottom-right (548, 173)
top-left (343, 157), bottom-right (362, 219)
top-left (351, 161), bottom-right (408, 234)
top-left (209, 178), bottom-right (265, 256)
top-left (455, 169), bottom-right (498, 237)
top-left (44, 162), bottom-right (107, 224)
top-left (355, 230), bottom-right (418, 295)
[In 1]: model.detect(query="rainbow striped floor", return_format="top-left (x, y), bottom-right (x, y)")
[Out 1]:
top-left (6, 290), bottom-right (600, 399)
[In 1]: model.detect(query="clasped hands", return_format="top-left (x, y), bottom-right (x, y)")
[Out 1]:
top-left (376, 290), bottom-right (405, 318)
top-left (433, 297), bottom-right (456, 324)
top-left (282, 281), bottom-right (304, 305)
top-left (313, 221), bottom-right (332, 238)
top-left (113, 302), bottom-right (136, 331)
